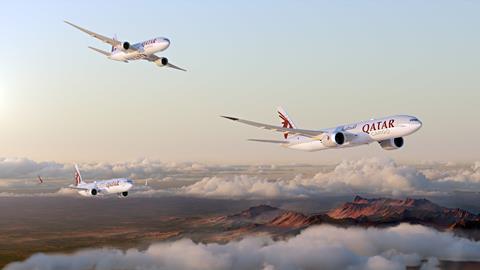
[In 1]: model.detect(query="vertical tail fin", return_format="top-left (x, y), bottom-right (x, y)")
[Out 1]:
top-left (74, 164), bottom-right (84, 186)
top-left (111, 34), bottom-right (118, 52)
top-left (277, 106), bottom-right (297, 139)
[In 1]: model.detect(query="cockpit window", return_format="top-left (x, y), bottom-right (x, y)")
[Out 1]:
top-left (410, 118), bottom-right (419, 122)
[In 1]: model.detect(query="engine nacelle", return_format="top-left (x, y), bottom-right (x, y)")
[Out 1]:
top-left (155, 57), bottom-right (169, 67)
top-left (122, 41), bottom-right (130, 50)
top-left (121, 191), bottom-right (128, 197)
top-left (379, 137), bottom-right (404, 150)
top-left (322, 132), bottom-right (346, 147)
top-left (90, 188), bottom-right (98, 196)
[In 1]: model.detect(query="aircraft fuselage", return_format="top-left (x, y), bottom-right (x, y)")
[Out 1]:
top-left (286, 115), bottom-right (422, 151)
top-left (109, 37), bottom-right (170, 61)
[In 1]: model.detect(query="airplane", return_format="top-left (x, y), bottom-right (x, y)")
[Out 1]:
top-left (68, 164), bottom-right (134, 197)
top-left (222, 107), bottom-right (422, 152)
top-left (64, 21), bottom-right (186, 71)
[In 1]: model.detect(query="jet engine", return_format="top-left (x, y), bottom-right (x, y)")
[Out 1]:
top-left (322, 132), bottom-right (345, 147)
top-left (122, 41), bottom-right (130, 50)
top-left (121, 191), bottom-right (128, 197)
top-left (155, 57), bottom-right (169, 67)
top-left (90, 188), bottom-right (98, 196)
top-left (379, 137), bottom-right (404, 150)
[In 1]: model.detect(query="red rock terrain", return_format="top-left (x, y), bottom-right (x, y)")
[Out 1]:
top-left (325, 196), bottom-right (480, 228)
top-left (220, 196), bottom-right (480, 231)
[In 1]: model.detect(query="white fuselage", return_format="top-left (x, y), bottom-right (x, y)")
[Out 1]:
top-left (109, 37), bottom-right (170, 62)
top-left (77, 178), bottom-right (134, 197)
top-left (285, 115), bottom-right (422, 151)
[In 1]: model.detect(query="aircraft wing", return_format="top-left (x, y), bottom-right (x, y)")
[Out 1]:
top-left (222, 116), bottom-right (324, 138)
top-left (248, 139), bottom-right (289, 144)
top-left (64, 21), bottom-right (121, 47)
top-left (144, 55), bottom-right (187, 71)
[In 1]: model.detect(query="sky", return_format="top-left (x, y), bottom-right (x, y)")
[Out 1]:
top-left (0, 1), bottom-right (479, 164)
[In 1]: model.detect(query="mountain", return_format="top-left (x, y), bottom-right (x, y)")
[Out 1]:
top-left (326, 196), bottom-right (480, 229)
top-left (217, 196), bottom-right (480, 231)
top-left (223, 204), bottom-right (287, 226)
top-left (268, 211), bottom-right (310, 228)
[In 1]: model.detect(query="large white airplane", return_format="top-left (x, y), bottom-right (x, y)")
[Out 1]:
top-left (222, 107), bottom-right (422, 151)
top-left (69, 164), bottom-right (134, 197)
top-left (64, 21), bottom-right (186, 71)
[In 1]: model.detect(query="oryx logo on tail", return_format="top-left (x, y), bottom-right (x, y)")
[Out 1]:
top-left (111, 34), bottom-right (118, 53)
top-left (277, 107), bottom-right (296, 139)
top-left (74, 164), bottom-right (83, 186)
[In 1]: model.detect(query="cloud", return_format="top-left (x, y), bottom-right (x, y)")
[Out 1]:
top-left (180, 175), bottom-right (313, 199)
top-left (0, 157), bottom-right (68, 179)
top-left (6, 223), bottom-right (479, 270)
top-left (2, 157), bottom-right (480, 198)
top-left (177, 158), bottom-right (480, 198)
top-left (0, 157), bottom-right (217, 180)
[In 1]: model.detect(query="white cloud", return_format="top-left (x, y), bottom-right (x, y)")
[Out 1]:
top-left (2, 157), bottom-right (480, 198)
top-left (181, 175), bottom-right (312, 199)
top-left (177, 158), bottom-right (480, 198)
top-left (6, 224), bottom-right (479, 270)
top-left (0, 157), bottom-right (217, 180)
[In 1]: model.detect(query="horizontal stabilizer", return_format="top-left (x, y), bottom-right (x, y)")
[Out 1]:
top-left (248, 139), bottom-right (288, 144)
top-left (68, 184), bottom-right (89, 191)
top-left (88, 46), bottom-right (110, 56)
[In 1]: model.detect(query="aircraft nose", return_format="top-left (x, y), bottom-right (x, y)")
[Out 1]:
top-left (163, 38), bottom-right (170, 48)
top-left (414, 119), bottom-right (422, 130)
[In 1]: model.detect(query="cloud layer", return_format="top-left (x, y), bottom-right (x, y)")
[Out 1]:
top-left (6, 223), bottom-right (480, 270)
top-left (0, 157), bottom-right (213, 180)
top-left (180, 158), bottom-right (480, 198)
top-left (1, 157), bottom-right (480, 198)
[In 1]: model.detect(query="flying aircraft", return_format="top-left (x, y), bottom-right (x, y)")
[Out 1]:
top-left (64, 21), bottom-right (186, 71)
top-left (68, 164), bottom-right (134, 197)
top-left (222, 107), bottom-right (422, 152)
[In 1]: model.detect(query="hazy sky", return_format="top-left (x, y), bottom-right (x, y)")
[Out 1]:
top-left (0, 1), bottom-right (479, 164)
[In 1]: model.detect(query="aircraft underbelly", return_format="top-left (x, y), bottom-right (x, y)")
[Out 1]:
top-left (287, 140), bottom-right (326, 151)
top-left (78, 190), bottom-right (91, 197)
top-left (104, 186), bottom-right (125, 193)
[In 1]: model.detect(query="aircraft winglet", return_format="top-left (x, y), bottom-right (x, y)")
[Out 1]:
top-left (221, 116), bottom-right (239, 121)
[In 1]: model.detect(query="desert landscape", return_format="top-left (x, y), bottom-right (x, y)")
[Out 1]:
top-left (2, 194), bottom-right (480, 269)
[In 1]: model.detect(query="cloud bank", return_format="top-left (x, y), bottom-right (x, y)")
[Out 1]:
top-left (0, 157), bottom-right (213, 180)
top-left (6, 224), bottom-right (480, 270)
top-left (1, 157), bottom-right (480, 198)
top-left (180, 158), bottom-right (480, 198)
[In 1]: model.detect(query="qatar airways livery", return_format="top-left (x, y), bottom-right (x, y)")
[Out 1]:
top-left (68, 165), bottom-right (134, 197)
top-left (222, 107), bottom-right (422, 152)
top-left (64, 21), bottom-right (185, 71)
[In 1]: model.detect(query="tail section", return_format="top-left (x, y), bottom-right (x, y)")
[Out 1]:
top-left (111, 34), bottom-right (118, 52)
top-left (277, 106), bottom-right (297, 139)
top-left (74, 164), bottom-right (85, 186)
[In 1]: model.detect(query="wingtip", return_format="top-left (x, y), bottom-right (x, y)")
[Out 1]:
top-left (221, 116), bottom-right (239, 121)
